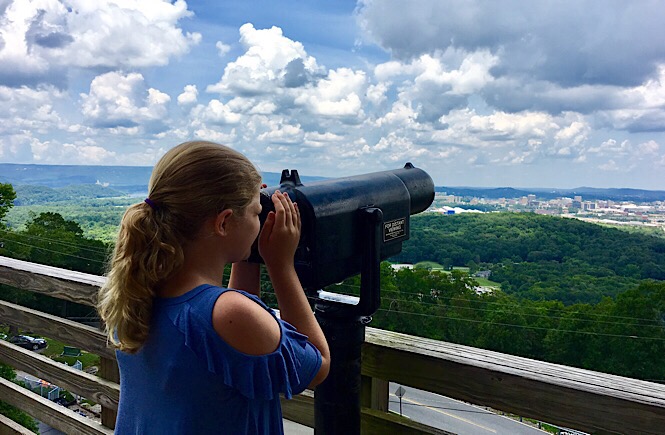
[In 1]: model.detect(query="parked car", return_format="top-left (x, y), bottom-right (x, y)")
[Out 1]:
top-left (9, 335), bottom-right (48, 351)
top-left (53, 396), bottom-right (77, 407)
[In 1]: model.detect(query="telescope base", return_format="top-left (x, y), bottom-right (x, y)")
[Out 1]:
top-left (314, 305), bottom-right (371, 435)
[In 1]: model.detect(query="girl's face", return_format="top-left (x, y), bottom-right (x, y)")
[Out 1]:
top-left (227, 188), bottom-right (262, 262)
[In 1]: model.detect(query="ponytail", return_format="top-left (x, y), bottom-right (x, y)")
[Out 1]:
top-left (98, 202), bottom-right (183, 353)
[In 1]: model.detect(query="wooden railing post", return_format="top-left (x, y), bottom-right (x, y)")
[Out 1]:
top-left (99, 356), bottom-right (119, 429)
top-left (361, 375), bottom-right (388, 412)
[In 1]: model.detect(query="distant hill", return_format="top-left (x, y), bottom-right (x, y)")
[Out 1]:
top-left (0, 163), bottom-right (325, 194)
top-left (553, 187), bottom-right (665, 202)
top-left (3, 163), bottom-right (664, 201)
top-left (0, 163), bottom-right (153, 192)
top-left (13, 184), bottom-right (128, 205)
top-left (437, 187), bottom-right (537, 199)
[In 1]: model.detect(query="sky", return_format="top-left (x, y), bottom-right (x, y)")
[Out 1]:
top-left (1, 0), bottom-right (665, 189)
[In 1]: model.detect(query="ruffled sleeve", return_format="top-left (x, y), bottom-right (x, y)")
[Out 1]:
top-left (167, 289), bottom-right (322, 401)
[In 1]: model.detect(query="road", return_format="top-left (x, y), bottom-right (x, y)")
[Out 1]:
top-left (389, 383), bottom-right (548, 435)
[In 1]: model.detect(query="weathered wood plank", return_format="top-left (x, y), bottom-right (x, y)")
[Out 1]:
top-left (0, 256), bottom-right (103, 307)
top-left (99, 357), bottom-right (119, 429)
top-left (0, 413), bottom-right (34, 435)
top-left (0, 300), bottom-right (115, 360)
top-left (281, 389), bottom-right (314, 428)
top-left (361, 407), bottom-right (454, 435)
top-left (365, 328), bottom-right (665, 401)
top-left (0, 340), bottom-right (119, 410)
top-left (0, 376), bottom-right (113, 435)
top-left (361, 375), bottom-right (388, 412)
top-left (363, 327), bottom-right (665, 435)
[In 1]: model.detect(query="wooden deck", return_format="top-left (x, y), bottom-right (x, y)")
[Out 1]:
top-left (1, 255), bottom-right (664, 434)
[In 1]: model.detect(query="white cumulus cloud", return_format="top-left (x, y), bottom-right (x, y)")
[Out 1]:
top-left (207, 23), bottom-right (320, 95)
top-left (294, 68), bottom-right (366, 117)
top-left (177, 85), bottom-right (198, 105)
top-left (216, 41), bottom-right (231, 57)
top-left (80, 71), bottom-right (170, 129)
top-left (0, 0), bottom-right (201, 86)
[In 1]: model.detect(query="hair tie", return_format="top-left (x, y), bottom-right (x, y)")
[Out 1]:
top-left (144, 198), bottom-right (158, 210)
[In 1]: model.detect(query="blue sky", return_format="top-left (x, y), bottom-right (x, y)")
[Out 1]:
top-left (1, 0), bottom-right (665, 189)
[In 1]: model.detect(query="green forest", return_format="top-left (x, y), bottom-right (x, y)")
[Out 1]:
top-left (1, 182), bottom-right (664, 385)
top-left (396, 213), bottom-right (665, 304)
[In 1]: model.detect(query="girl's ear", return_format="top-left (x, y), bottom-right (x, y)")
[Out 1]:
top-left (214, 209), bottom-right (234, 236)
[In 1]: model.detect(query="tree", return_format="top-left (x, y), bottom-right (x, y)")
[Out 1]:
top-left (0, 212), bottom-right (108, 320)
top-left (25, 212), bottom-right (84, 237)
top-left (0, 183), bottom-right (16, 224)
top-left (19, 212), bottom-right (108, 274)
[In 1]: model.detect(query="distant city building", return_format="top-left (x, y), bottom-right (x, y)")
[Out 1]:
top-left (427, 189), bottom-right (664, 232)
top-left (429, 206), bottom-right (483, 215)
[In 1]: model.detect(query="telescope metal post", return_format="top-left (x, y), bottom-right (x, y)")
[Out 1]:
top-left (313, 207), bottom-right (383, 434)
top-left (313, 309), bottom-right (369, 434)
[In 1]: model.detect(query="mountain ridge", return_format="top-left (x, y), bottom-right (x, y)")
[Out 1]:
top-left (2, 163), bottom-right (664, 201)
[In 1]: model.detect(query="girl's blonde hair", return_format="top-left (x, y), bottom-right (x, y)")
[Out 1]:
top-left (98, 141), bottom-right (262, 353)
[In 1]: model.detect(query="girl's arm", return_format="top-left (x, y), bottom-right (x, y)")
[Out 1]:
top-left (259, 191), bottom-right (331, 387)
top-left (229, 262), bottom-right (261, 296)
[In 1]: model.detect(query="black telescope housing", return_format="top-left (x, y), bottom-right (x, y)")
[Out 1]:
top-left (249, 163), bottom-right (434, 434)
top-left (248, 163), bottom-right (434, 315)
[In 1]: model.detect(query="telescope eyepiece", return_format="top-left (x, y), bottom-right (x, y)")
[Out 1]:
top-left (279, 169), bottom-right (303, 187)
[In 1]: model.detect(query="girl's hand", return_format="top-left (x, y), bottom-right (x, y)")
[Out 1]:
top-left (258, 190), bottom-right (301, 270)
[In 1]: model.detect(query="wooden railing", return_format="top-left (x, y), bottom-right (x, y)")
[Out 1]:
top-left (1, 255), bottom-right (664, 434)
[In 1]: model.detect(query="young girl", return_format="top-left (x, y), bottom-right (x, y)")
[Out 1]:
top-left (98, 141), bottom-right (330, 434)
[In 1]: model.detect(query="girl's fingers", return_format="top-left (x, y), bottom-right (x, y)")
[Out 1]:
top-left (294, 202), bottom-right (301, 230)
top-left (272, 190), bottom-right (299, 231)
top-left (276, 191), bottom-right (294, 227)
top-left (285, 193), bottom-right (297, 227)
top-left (272, 191), bottom-right (286, 227)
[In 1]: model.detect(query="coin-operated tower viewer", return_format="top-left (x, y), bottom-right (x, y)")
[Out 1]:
top-left (250, 163), bottom-right (435, 434)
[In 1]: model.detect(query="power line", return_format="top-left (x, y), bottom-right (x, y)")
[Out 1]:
top-left (2, 240), bottom-right (106, 265)
top-left (370, 294), bottom-right (665, 329)
top-left (2, 243), bottom-right (661, 333)
top-left (255, 287), bottom-right (664, 340)
top-left (373, 308), bottom-right (665, 341)
top-left (332, 280), bottom-right (664, 324)
top-left (252, 270), bottom-right (664, 328)
top-left (0, 228), bottom-right (109, 255)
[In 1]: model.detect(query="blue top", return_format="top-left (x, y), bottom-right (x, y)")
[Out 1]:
top-left (114, 284), bottom-right (322, 434)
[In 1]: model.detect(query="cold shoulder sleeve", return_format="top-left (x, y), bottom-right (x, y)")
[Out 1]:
top-left (167, 288), bottom-right (322, 400)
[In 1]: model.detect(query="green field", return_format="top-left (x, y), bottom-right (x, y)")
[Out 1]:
top-left (0, 326), bottom-right (99, 370)
top-left (410, 262), bottom-right (501, 288)
top-left (474, 277), bottom-right (502, 288)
